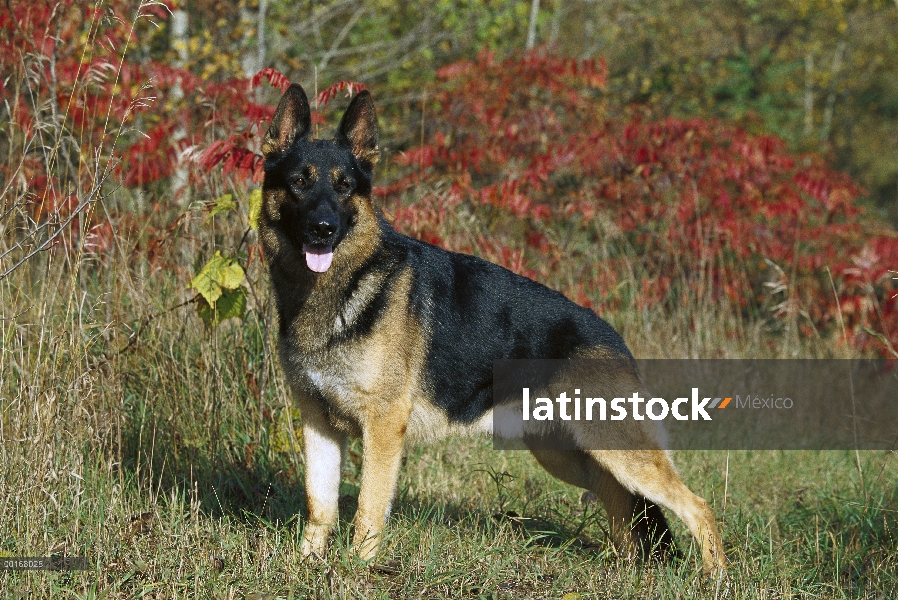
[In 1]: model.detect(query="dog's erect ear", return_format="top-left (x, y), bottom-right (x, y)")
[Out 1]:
top-left (263, 84), bottom-right (311, 157)
top-left (336, 90), bottom-right (379, 169)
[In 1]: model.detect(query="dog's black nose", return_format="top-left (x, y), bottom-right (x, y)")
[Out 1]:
top-left (311, 220), bottom-right (336, 239)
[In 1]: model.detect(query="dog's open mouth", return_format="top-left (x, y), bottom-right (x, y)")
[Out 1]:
top-left (303, 244), bottom-right (334, 273)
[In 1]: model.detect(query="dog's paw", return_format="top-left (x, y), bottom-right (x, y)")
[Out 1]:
top-left (299, 524), bottom-right (331, 560)
top-left (351, 538), bottom-right (379, 563)
top-left (697, 563), bottom-right (730, 596)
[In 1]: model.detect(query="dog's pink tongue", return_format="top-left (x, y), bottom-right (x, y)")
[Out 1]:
top-left (303, 244), bottom-right (333, 273)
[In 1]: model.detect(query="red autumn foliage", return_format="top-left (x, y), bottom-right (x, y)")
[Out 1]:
top-left (316, 81), bottom-right (368, 109)
top-left (379, 50), bottom-right (898, 353)
top-left (4, 0), bottom-right (894, 353)
top-left (194, 79), bottom-right (369, 183)
top-left (1, 0), bottom-right (285, 200)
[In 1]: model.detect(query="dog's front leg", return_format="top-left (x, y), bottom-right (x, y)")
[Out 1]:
top-left (352, 404), bottom-right (410, 561)
top-left (298, 399), bottom-right (346, 559)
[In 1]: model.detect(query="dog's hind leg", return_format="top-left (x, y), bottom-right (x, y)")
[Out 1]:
top-left (630, 493), bottom-right (676, 559)
top-left (530, 449), bottom-right (674, 561)
top-left (590, 449), bottom-right (726, 575)
top-left (298, 399), bottom-right (346, 559)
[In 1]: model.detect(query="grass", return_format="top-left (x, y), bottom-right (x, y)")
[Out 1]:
top-left (1, 15), bottom-right (895, 592)
top-left (1, 190), bottom-right (896, 599)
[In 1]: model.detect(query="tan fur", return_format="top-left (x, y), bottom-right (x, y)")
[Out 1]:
top-left (276, 202), bottom-right (725, 572)
top-left (588, 448), bottom-right (724, 570)
top-left (532, 446), bottom-right (723, 568)
top-left (330, 166), bottom-right (343, 183)
top-left (498, 358), bottom-right (725, 572)
top-left (284, 260), bottom-right (428, 559)
top-left (262, 85), bottom-right (725, 576)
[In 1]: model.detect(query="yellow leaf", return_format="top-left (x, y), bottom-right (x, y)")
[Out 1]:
top-left (216, 259), bottom-right (245, 291)
top-left (207, 193), bottom-right (236, 221)
top-left (189, 251), bottom-right (245, 307)
top-left (248, 188), bottom-right (263, 230)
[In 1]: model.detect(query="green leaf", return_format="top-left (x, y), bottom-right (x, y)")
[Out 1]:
top-left (206, 193), bottom-right (236, 222)
top-left (189, 251), bottom-right (246, 306)
top-left (197, 286), bottom-right (247, 327)
top-left (248, 188), bottom-right (263, 230)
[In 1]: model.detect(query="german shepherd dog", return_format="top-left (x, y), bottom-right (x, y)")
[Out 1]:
top-left (259, 84), bottom-right (726, 575)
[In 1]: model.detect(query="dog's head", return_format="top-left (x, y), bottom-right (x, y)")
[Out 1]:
top-left (260, 84), bottom-right (380, 274)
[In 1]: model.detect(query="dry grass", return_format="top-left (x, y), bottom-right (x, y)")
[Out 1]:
top-left (1, 187), bottom-right (896, 598)
top-left (1, 22), bottom-right (896, 594)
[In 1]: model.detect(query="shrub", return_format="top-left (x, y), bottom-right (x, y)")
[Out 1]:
top-left (381, 51), bottom-right (898, 354)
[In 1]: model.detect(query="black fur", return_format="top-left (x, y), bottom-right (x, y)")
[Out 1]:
top-left (373, 221), bottom-right (632, 422)
top-left (258, 84), bottom-right (724, 575)
top-left (261, 85), bottom-right (632, 425)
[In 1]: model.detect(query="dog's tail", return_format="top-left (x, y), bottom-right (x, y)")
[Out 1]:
top-left (632, 495), bottom-right (678, 560)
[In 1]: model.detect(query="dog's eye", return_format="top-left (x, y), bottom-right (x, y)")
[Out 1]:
top-left (295, 176), bottom-right (307, 187)
top-left (335, 179), bottom-right (352, 193)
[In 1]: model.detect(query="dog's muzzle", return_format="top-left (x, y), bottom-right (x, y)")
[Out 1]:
top-left (301, 217), bottom-right (339, 273)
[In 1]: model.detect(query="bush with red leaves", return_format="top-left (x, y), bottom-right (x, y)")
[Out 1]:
top-left (6, 0), bottom-right (892, 352)
top-left (378, 51), bottom-right (898, 354)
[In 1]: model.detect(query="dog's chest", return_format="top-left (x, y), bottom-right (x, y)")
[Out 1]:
top-left (279, 337), bottom-right (384, 418)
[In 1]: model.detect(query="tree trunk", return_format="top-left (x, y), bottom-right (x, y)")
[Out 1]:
top-left (803, 53), bottom-right (814, 139)
top-left (170, 9), bottom-right (190, 205)
top-left (527, 0), bottom-right (540, 49)
top-left (820, 41), bottom-right (846, 142)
